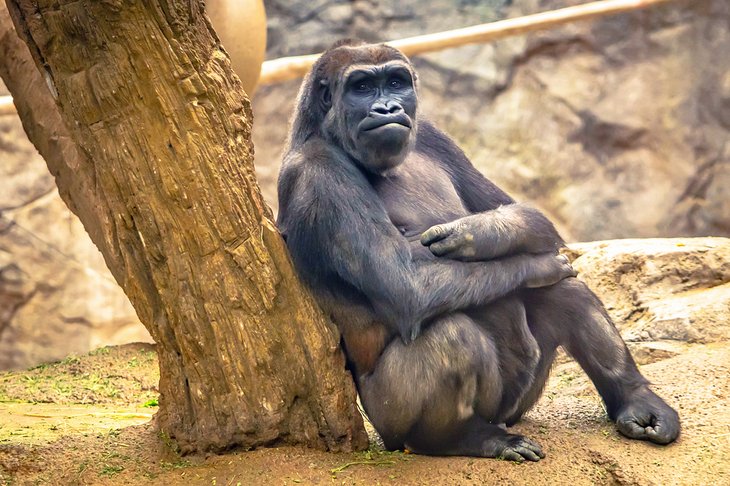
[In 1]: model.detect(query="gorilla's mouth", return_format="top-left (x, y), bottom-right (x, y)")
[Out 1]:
top-left (360, 114), bottom-right (412, 132)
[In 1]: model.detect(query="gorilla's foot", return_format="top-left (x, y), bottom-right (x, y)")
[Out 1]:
top-left (615, 387), bottom-right (680, 445)
top-left (405, 418), bottom-right (544, 461)
top-left (481, 432), bottom-right (545, 462)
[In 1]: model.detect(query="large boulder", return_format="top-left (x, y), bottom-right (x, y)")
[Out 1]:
top-left (0, 79), bottom-right (150, 371)
top-left (568, 237), bottom-right (730, 345)
top-left (253, 0), bottom-right (730, 242)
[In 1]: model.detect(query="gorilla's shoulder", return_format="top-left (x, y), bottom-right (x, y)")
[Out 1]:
top-left (283, 137), bottom-right (362, 179)
top-left (415, 119), bottom-right (464, 157)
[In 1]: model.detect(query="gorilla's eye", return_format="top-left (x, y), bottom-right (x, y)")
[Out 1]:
top-left (389, 78), bottom-right (402, 89)
top-left (353, 81), bottom-right (372, 93)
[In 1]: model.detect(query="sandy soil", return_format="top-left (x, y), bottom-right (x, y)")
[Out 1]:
top-left (0, 342), bottom-right (728, 485)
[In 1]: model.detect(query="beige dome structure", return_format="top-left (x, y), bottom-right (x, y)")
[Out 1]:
top-left (206, 0), bottom-right (267, 95)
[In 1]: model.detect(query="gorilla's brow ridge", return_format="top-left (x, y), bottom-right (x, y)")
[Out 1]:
top-left (342, 61), bottom-right (413, 80)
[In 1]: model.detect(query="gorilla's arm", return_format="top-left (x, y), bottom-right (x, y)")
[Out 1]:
top-left (277, 147), bottom-right (573, 343)
top-left (420, 205), bottom-right (564, 261)
top-left (416, 122), bottom-right (564, 261)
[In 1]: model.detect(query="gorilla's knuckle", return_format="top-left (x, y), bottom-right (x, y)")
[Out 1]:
top-left (430, 242), bottom-right (447, 255)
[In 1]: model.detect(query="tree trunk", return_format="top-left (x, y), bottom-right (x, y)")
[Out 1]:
top-left (2, 0), bottom-right (367, 453)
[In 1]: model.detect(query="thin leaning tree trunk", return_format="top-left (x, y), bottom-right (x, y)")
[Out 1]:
top-left (2, 0), bottom-right (366, 453)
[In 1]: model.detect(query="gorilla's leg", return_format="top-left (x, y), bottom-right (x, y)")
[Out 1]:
top-left (467, 296), bottom-right (541, 422)
top-left (359, 313), bottom-right (498, 451)
top-left (501, 310), bottom-right (559, 426)
top-left (506, 278), bottom-right (680, 444)
top-left (359, 313), bottom-right (543, 460)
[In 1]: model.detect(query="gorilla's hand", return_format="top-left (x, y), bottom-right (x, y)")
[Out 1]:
top-left (421, 207), bottom-right (563, 261)
top-left (523, 253), bottom-right (577, 288)
top-left (420, 215), bottom-right (491, 261)
top-left (615, 387), bottom-right (680, 445)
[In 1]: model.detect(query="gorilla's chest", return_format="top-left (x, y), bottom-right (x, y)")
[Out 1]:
top-left (371, 153), bottom-right (469, 237)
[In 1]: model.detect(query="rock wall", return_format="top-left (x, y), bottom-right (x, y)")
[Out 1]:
top-left (566, 237), bottom-right (730, 352)
top-left (2, 0), bottom-right (728, 369)
top-left (0, 79), bottom-right (150, 370)
top-left (253, 0), bottom-right (730, 241)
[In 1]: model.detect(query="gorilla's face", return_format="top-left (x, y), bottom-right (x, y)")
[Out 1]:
top-left (325, 61), bottom-right (417, 174)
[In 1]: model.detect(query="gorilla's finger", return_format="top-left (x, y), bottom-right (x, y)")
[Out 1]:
top-left (520, 438), bottom-right (545, 458)
top-left (420, 224), bottom-right (452, 245)
top-left (646, 418), bottom-right (679, 445)
top-left (513, 447), bottom-right (541, 462)
top-left (555, 255), bottom-right (578, 278)
top-left (428, 238), bottom-right (460, 257)
top-left (499, 449), bottom-right (525, 463)
top-left (617, 418), bottom-right (648, 440)
top-left (564, 263), bottom-right (578, 279)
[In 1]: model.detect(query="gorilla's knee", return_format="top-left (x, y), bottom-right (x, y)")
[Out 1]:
top-left (360, 314), bottom-right (502, 440)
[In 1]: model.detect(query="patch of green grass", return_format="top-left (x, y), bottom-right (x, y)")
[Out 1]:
top-left (89, 347), bottom-right (111, 356)
top-left (101, 451), bottom-right (131, 462)
top-left (0, 343), bottom-right (159, 408)
top-left (21, 375), bottom-right (39, 386)
top-left (142, 398), bottom-right (158, 408)
top-left (83, 373), bottom-right (120, 398)
top-left (60, 355), bottom-right (80, 366)
top-left (160, 459), bottom-right (191, 470)
top-left (99, 464), bottom-right (124, 477)
top-left (51, 380), bottom-right (71, 396)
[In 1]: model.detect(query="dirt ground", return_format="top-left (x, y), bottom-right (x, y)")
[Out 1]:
top-left (0, 342), bottom-right (728, 486)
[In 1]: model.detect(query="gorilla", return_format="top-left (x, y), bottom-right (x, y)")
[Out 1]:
top-left (276, 40), bottom-right (680, 461)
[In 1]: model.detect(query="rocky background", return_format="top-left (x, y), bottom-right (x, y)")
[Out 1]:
top-left (254, 0), bottom-right (730, 241)
top-left (0, 79), bottom-right (150, 371)
top-left (1, 0), bottom-right (729, 369)
top-left (566, 238), bottom-right (729, 356)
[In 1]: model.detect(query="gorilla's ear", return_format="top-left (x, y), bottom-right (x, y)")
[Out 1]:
top-left (318, 79), bottom-right (332, 112)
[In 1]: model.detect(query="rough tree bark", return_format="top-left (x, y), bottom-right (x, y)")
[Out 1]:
top-left (1, 0), bottom-right (367, 453)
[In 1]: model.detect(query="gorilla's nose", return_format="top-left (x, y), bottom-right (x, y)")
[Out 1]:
top-left (361, 101), bottom-right (411, 131)
top-left (371, 101), bottom-right (403, 115)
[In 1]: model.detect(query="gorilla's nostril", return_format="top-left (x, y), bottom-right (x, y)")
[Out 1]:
top-left (371, 102), bottom-right (389, 115)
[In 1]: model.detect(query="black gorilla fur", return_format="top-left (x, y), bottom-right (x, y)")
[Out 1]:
top-left (276, 40), bottom-right (680, 460)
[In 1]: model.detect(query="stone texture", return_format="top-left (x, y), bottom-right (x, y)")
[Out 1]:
top-left (3, 0), bottom-right (729, 370)
top-left (0, 79), bottom-right (150, 371)
top-left (567, 237), bottom-right (730, 345)
top-left (253, 0), bottom-right (730, 243)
